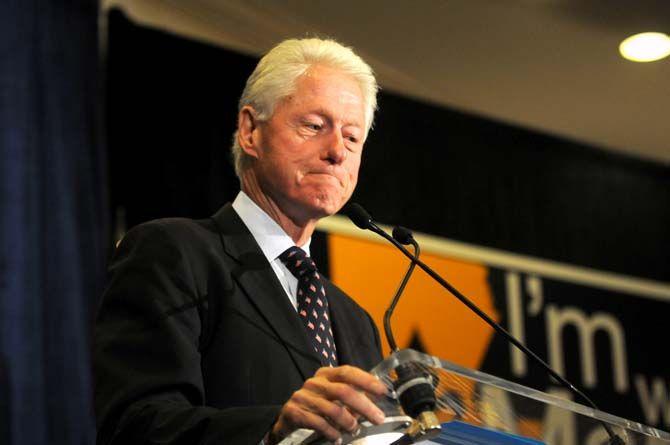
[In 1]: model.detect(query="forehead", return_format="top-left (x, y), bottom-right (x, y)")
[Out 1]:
top-left (281, 66), bottom-right (365, 125)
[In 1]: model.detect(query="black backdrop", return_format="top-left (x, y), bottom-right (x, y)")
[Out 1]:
top-left (106, 9), bottom-right (669, 428)
top-left (107, 10), bottom-right (668, 282)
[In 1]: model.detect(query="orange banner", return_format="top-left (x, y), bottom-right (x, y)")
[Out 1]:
top-left (328, 233), bottom-right (498, 370)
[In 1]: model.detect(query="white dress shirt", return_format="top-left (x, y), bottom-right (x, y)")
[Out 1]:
top-left (232, 191), bottom-right (311, 310)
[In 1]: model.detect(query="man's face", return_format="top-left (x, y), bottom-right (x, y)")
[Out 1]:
top-left (249, 65), bottom-right (366, 224)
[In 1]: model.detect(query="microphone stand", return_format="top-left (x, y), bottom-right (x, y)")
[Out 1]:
top-left (344, 204), bottom-right (625, 445)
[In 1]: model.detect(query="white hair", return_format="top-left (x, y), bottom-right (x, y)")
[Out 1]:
top-left (231, 37), bottom-right (378, 177)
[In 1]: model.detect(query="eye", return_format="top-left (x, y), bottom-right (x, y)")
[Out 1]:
top-left (305, 122), bottom-right (322, 131)
top-left (346, 135), bottom-right (359, 143)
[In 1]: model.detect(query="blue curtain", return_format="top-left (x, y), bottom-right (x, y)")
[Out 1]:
top-left (0, 1), bottom-right (105, 444)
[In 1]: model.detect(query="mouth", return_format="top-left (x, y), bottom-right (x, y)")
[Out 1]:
top-left (308, 172), bottom-right (345, 187)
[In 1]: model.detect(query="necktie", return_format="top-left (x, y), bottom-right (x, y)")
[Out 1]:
top-left (279, 246), bottom-right (338, 367)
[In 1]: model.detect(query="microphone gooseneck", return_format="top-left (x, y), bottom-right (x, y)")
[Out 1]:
top-left (344, 203), bottom-right (625, 445)
top-left (343, 205), bottom-right (440, 443)
top-left (384, 227), bottom-right (420, 352)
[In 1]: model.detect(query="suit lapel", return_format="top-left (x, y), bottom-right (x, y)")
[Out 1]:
top-left (211, 204), bottom-right (321, 380)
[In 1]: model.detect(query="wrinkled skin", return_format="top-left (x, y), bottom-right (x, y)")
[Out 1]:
top-left (236, 65), bottom-right (387, 444)
top-left (238, 65), bottom-right (366, 246)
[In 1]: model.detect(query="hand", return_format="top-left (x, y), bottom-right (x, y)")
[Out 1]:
top-left (269, 365), bottom-right (388, 444)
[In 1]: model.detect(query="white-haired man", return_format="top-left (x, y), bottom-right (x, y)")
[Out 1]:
top-left (94, 38), bottom-right (386, 445)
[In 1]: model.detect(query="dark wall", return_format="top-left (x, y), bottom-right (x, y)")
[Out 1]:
top-left (107, 9), bottom-right (253, 225)
top-left (107, 9), bottom-right (668, 283)
top-left (357, 94), bottom-right (669, 282)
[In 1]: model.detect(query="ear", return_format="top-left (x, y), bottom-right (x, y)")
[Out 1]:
top-left (237, 105), bottom-right (262, 159)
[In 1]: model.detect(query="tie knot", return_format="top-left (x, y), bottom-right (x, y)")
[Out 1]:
top-left (279, 246), bottom-right (317, 278)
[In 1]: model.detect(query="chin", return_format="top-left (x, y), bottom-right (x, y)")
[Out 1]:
top-left (309, 194), bottom-right (347, 218)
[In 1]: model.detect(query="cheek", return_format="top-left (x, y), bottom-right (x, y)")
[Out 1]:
top-left (347, 172), bottom-right (359, 190)
top-left (346, 158), bottom-right (362, 185)
top-left (265, 150), bottom-right (302, 180)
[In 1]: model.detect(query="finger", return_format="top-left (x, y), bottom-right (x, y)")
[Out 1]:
top-left (316, 365), bottom-right (388, 397)
top-left (305, 379), bottom-right (385, 425)
top-left (293, 390), bottom-right (359, 433)
top-left (275, 400), bottom-right (342, 442)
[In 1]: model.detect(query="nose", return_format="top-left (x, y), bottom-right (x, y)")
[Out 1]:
top-left (324, 129), bottom-right (346, 165)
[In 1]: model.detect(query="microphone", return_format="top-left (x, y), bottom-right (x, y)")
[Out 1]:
top-left (343, 204), bottom-right (407, 250)
top-left (392, 226), bottom-right (414, 245)
top-left (345, 202), bottom-right (374, 231)
top-left (344, 204), bottom-right (418, 352)
top-left (344, 204), bottom-right (440, 444)
top-left (343, 203), bottom-right (625, 445)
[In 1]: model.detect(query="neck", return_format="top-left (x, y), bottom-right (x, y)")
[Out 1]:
top-left (240, 170), bottom-right (317, 246)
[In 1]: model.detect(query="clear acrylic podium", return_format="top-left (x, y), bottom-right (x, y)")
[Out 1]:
top-left (279, 349), bottom-right (670, 445)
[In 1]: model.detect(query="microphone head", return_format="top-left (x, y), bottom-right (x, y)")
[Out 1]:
top-left (392, 226), bottom-right (414, 245)
top-left (343, 203), bottom-right (373, 230)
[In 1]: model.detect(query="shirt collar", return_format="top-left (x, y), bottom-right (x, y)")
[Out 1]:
top-left (232, 191), bottom-right (311, 263)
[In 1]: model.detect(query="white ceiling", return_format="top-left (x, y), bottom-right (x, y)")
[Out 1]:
top-left (104, 0), bottom-right (670, 164)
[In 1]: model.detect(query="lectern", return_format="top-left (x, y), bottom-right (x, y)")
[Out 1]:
top-left (279, 349), bottom-right (670, 445)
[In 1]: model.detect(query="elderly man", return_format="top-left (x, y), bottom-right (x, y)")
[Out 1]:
top-left (94, 38), bottom-right (387, 445)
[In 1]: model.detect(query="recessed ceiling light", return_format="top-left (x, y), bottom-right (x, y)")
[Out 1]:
top-left (619, 32), bottom-right (670, 62)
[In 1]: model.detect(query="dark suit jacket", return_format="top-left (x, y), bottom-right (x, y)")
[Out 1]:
top-left (93, 204), bottom-right (383, 445)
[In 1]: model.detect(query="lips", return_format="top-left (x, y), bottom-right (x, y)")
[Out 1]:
top-left (308, 171), bottom-right (345, 187)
